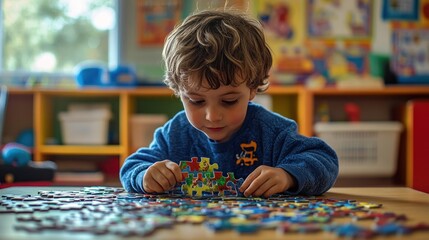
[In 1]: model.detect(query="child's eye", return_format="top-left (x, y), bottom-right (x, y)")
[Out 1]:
top-left (188, 98), bottom-right (204, 105)
top-left (222, 99), bottom-right (238, 105)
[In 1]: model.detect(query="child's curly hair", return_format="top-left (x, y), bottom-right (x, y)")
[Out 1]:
top-left (162, 9), bottom-right (272, 95)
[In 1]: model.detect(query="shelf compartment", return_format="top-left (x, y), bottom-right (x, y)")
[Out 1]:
top-left (38, 145), bottom-right (123, 155)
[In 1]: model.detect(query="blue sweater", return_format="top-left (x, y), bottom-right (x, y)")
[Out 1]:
top-left (120, 102), bottom-right (338, 195)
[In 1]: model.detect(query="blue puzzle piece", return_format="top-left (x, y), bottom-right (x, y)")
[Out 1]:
top-left (375, 223), bottom-right (412, 235)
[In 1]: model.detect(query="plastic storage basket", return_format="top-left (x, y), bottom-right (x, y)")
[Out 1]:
top-left (58, 109), bottom-right (111, 145)
top-left (314, 122), bottom-right (403, 177)
top-left (130, 114), bottom-right (168, 149)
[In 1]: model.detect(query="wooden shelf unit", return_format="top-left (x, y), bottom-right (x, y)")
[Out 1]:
top-left (302, 86), bottom-right (429, 136)
top-left (5, 86), bottom-right (429, 170)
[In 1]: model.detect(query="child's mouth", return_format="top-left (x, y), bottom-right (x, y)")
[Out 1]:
top-left (207, 127), bottom-right (224, 132)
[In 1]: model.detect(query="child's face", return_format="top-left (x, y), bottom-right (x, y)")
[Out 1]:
top-left (180, 77), bottom-right (256, 143)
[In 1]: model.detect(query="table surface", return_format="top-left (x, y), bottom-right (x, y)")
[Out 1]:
top-left (1, 187), bottom-right (429, 240)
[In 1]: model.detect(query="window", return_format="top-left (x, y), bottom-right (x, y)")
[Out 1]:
top-left (0, 0), bottom-right (118, 74)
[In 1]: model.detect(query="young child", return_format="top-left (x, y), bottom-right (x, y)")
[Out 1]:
top-left (120, 9), bottom-right (338, 197)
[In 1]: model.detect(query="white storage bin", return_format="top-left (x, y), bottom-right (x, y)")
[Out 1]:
top-left (314, 122), bottom-right (403, 177)
top-left (130, 114), bottom-right (168, 149)
top-left (68, 103), bottom-right (111, 112)
top-left (58, 109), bottom-right (111, 145)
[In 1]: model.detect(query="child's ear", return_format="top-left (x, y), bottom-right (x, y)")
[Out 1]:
top-left (249, 89), bottom-right (257, 101)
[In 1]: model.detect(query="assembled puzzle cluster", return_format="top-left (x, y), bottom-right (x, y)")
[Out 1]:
top-left (177, 157), bottom-right (243, 197)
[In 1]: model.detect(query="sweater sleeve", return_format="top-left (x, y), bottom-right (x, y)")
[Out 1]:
top-left (120, 125), bottom-right (169, 193)
top-left (273, 126), bottom-right (339, 196)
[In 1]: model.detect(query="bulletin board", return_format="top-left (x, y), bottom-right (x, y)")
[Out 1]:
top-left (136, 0), bottom-right (183, 46)
top-left (306, 0), bottom-right (372, 39)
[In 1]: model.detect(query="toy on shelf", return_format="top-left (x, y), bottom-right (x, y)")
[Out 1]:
top-left (1, 132), bottom-right (56, 187)
top-left (344, 102), bottom-right (361, 122)
top-left (2, 143), bottom-right (31, 167)
top-left (74, 61), bottom-right (137, 87)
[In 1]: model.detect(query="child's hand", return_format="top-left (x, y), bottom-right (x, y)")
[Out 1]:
top-left (239, 165), bottom-right (295, 198)
top-left (143, 160), bottom-right (182, 193)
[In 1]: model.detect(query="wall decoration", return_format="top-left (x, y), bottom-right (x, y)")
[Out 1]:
top-left (307, 0), bottom-right (372, 39)
top-left (252, 0), bottom-right (306, 84)
top-left (136, 0), bottom-right (183, 46)
top-left (382, 0), bottom-right (419, 21)
top-left (305, 40), bottom-right (370, 83)
top-left (253, 0), bottom-right (305, 43)
top-left (420, 0), bottom-right (429, 25)
top-left (391, 27), bottom-right (429, 83)
top-left (256, 1), bottom-right (295, 40)
top-left (192, 0), bottom-right (247, 11)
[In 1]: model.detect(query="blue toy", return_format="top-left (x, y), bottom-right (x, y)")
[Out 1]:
top-left (109, 65), bottom-right (137, 87)
top-left (2, 142), bottom-right (32, 166)
top-left (74, 61), bottom-right (109, 87)
top-left (16, 129), bottom-right (34, 147)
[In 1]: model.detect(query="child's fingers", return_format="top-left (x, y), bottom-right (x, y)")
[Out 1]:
top-left (143, 173), bottom-right (164, 193)
top-left (153, 175), bottom-right (169, 192)
top-left (241, 169), bottom-right (264, 197)
top-left (165, 161), bottom-right (182, 183)
top-left (262, 187), bottom-right (280, 198)
top-left (240, 167), bottom-right (260, 192)
top-left (146, 164), bottom-right (174, 191)
top-left (251, 178), bottom-right (276, 197)
top-left (146, 160), bottom-right (183, 191)
top-left (145, 182), bottom-right (162, 193)
top-left (143, 181), bottom-right (154, 193)
top-left (156, 167), bottom-right (177, 187)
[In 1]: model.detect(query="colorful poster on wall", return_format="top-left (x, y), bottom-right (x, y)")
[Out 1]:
top-left (307, 0), bottom-right (372, 39)
top-left (252, 0), bottom-right (306, 84)
top-left (382, 0), bottom-right (419, 21)
top-left (391, 28), bottom-right (429, 83)
top-left (136, 0), bottom-right (183, 46)
top-left (253, 0), bottom-right (305, 43)
top-left (305, 40), bottom-right (371, 83)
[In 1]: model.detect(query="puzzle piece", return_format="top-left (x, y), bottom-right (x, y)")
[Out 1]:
top-left (179, 157), bottom-right (201, 172)
top-left (181, 180), bottom-right (211, 197)
top-left (199, 157), bottom-right (219, 172)
top-left (374, 222), bottom-right (412, 235)
top-left (205, 219), bottom-right (234, 232)
top-left (278, 222), bottom-right (323, 233)
top-left (325, 223), bottom-right (375, 239)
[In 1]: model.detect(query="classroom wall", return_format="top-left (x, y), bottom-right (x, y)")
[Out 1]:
top-left (371, 0), bottom-right (391, 55)
top-left (121, 0), bottom-right (165, 84)
top-left (120, 0), bottom-right (392, 84)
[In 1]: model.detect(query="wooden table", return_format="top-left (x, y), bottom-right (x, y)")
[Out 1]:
top-left (0, 187), bottom-right (428, 240)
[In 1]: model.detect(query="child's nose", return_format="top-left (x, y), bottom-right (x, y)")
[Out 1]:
top-left (205, 105), bottom-right (222, 122)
